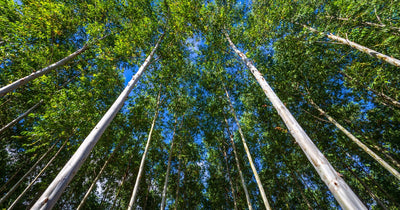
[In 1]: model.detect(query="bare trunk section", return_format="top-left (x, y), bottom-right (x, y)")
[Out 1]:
top-left (160, 117), bottom-right (180, 210)
top-left (8, 135), bottom-right (71, 209)
top-left (31, 34), bottom-right (163, 210)
top-left (77, 138), bottom-right (124, 210)
top-left (0, 46), bottom-right (88, 97)
top-left (372, 145), bottom-right (400, 169)
top-left (307, 98), bottom-right (400, 181)
top-left (0, 139), bottom-right (60, 205)
top-left (223, 116), bottom-right (253, 210)
top-left (224, 87), bottom-right (271, 210)
top-left (224, 31), bottom-right (366, 209)
top-left (303, 25), bottom-right (400, 68)
top-left (220, 144), bottom-right (238, 210)
top-left (127, 91), bottom-right (162, 210)
top-left (0, 100), bottom-right (43, 135)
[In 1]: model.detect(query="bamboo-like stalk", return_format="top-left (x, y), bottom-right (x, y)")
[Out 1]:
top-left (0, 139), bottom-right (60, 205)
top-left (8, 136), bottom-right (71, 209)
top-left (224, 86), bottom-right (271, 210)
top-left (31, 34), bottom-right (163, 210)
top-left (307, 97), bottom-right (400, 181)
top-left (223, 116), bottom-right (253, 210)
top-left (76, 138), bottom-right (125, 210)
top-left (303, 25), bottom-right (400, 68)
top-left (0, 100), bottom-right (43, 135)
top-left (224, 31), bottom-right (366, 209)
top-left (127, 91), bottom-right (162, 210)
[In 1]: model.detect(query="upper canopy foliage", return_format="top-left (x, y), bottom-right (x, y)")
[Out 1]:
top-left (0, 0), bottom-right (399, 209)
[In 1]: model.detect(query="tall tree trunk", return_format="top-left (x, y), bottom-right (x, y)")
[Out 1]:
top-left (303, 25), bottom-right (400, 68)
top-left (0, 43), bottom-right (91, 97)
top-left (0, 139), bottom-right (60, 205)
top-left (8, 135), bottom-right (71, 209)
top-left (77, 137), bottom-right (124, 210)
top-left (224, 86), bottom-right (271, 210)
top-left (220, 144), bottom-right (238, 210)
top-left (223, 117), bottom-right (253, 210)
top-left (0, 71), bottom-right (82, 135)
top-left (341, 162), bottom-right (388, 210)
top-left (224, 31), bottom-right (366, 209)
top-left (31, 34), bottom-right (163, 210)
top-left (127, 91), bottom-right (162, 210)
top-left (307, 97), bottom-right (400, 181)
top-left (160, 117), bottom-right (180, 210)
top-left (173, 156), bottom-right (181, 210)
top-left (0, 100), bottom-right (43, 135)
top-left (372, 145), bottom-right (400, 169)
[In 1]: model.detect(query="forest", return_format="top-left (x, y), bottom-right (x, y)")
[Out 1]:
top-left (0, 0), bottom-right (399, 209)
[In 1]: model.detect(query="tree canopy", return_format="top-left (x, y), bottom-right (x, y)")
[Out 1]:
top-left (1, 0), bottom-right (399, 209)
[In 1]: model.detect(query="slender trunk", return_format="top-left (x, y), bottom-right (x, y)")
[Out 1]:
top-left (0, 71), bottom-right (82, 135)
top-left (0, 46), bottom-right (89, 97)
top-left (160, 117), bottom-right (180, 210)
top-left (307, 98), bottom-right (400, 181)
top-left (127, 91), bottom-right (162, 210)
top-left (8, 136), bottom-right (71, 209)
top-left (340, 72), bottom-right (400, 108)
top-left (224, 86), bottom-right (271, 210)
top-left (31, 34), bottom-right (163, 210)
top-left (372, 145), bottom-right (400, 169)
top-left (0, 100), bottom-right (43, 135)
top-left (0, 165), bottom-right (25, 194)
top-left (341, 162), bottom-right (388, 210)
top-left (303, 25), bottom-right (400, 68)
top-left (77, 139), bottom-right (124, 210)
top-left (223, 117), bottom-right (253, 210)
top-left (224, 31), bottom-right (366, 209)
top-left (173, 156), bottom-right (181, 210)
top-left (220, 145), bottom-right (238, 210)
top-left (0, 139), bottom-right (60, 205)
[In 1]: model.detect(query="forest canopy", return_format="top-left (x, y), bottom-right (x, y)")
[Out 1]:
top-left (0, 0), bottom-right (399, 209)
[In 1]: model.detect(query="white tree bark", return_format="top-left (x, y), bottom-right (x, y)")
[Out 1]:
top-left (0, 138), bottom-right (59, 205)
top-left (307, 98), bottom-right (400, 181)
top-left (223, 116), bottom-right (253, 210)
top-left (0, 100), bottom-right (43, 135)
top-left (160, 117), bottom-right (180, 210)
top-left (303, 25), bottom-right (400, 68)
top-left (224, 31), bottom-right (366, 210)
top-left (31, 34), bottom-right (163, 210)
top-left (224, 87), bottom-right (271, 210)
top-left (127, 91), bottom-right (162, 210)
top-left (8, 136), bottom-right (70, 209)
top-left (0, 46), bottom-right (88, 97)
